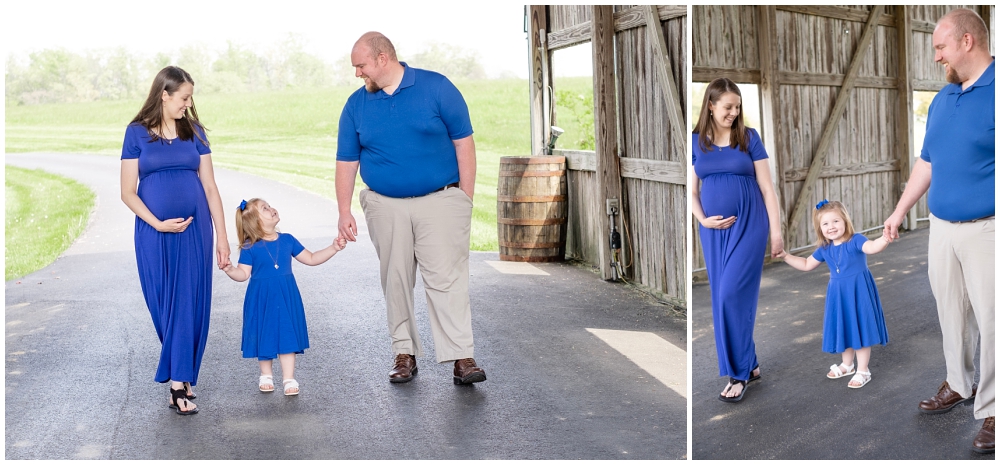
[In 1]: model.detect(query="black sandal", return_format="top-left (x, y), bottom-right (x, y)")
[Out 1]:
top-left (718, 377), bottom-right (748, 403)
top-left (170, 387), bottom-right (199, 415)
top-left (183, 382), bottom-right (196, 400)
top-left (749, 365), bottom-right (762, 383)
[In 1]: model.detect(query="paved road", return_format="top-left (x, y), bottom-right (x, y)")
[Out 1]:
top-left (692, 227), bottom-right (991, 460)
top-left (5, 153), bottom-right (685, 460)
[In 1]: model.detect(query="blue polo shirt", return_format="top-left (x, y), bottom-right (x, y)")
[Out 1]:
top-left (336, 63), bottom-right (474, 198)
top-left (920, 59), bottom-right (995, 222)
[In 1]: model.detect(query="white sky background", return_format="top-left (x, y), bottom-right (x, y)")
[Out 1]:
top-left (3, 0), bottom-right (593, 78)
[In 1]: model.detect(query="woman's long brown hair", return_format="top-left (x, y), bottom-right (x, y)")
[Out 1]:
top-left (131, 66), bottom-right (208, 146)
top-left (692, 77), bottom-right (749, 153)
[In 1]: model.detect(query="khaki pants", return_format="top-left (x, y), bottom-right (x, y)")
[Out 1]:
top-left (360, 187), bottom-right (475, 363)
top-left (928, 214), bottom-right (995, 419)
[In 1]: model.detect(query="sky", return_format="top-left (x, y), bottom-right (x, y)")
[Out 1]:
top-left (3, 0), bottom-right (593, 78)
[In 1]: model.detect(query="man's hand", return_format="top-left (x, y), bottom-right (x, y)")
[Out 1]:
top-left (883, 213), bottom-right (905, 243)
top-left (339, 213), bottom-right (358, 242)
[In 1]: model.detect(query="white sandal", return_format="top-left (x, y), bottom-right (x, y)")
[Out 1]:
top-left (259, 375), bottom-right (274, 392)
top-left (827, 363), bottom-right (856, 379)
top-left (283, 379), bottom-right (299, 396)
top-left (848, 371), bottom-right (872, 389)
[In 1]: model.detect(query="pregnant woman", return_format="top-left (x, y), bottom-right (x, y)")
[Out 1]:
top-left (120, 66), bottom-right (230, 415)
top-left (691, 77), bottom-right (784, 403)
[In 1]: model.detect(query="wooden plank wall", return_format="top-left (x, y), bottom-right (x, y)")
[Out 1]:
top-left (775, 6), bottom-right (901, 249)
top-left (615, 5), bottom-right (687, 303)
top-left (538, 5), bottom-right (688, 305)
top-left (692, 4), bottom-right (993, 273)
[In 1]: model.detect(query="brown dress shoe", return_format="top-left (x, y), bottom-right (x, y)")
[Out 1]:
top-left (918, 381), bottom-right (976, 414)
top-left (973, 416), bottom-right (995, 454)
top-left (389, 354), bottom-right (417, 383)
top-left (453, 358), bottom-right (487, 385)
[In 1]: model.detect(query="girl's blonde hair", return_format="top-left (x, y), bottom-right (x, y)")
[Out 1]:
top-left (813, 200), bottom-right (856, 248)
top-left (235, 198), bottom-right (269, 249)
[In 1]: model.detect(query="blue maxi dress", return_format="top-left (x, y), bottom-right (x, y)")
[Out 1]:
top-left (237, 233), bottom-right (310, 360)
top-left (693, 128), bottom-right (770, 381)
top-left (812, 233), bottom-right (889, 353)
top-left (122, 123), bottom-right (214, 385)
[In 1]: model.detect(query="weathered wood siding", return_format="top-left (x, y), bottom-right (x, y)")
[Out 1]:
top-left (615, 6), bottom-right (687, 302)
top-left (692, 5), bottom-right (994, 273)
top-left (530, 5), bottom-right (687, 305)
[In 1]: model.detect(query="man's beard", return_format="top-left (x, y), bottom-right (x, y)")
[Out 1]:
top-left (365, 79), bottom-right (381, 93)
top-left (944, 63), bottom-right (968, 85)
top-left (945, 65), bottom-right (964, 84)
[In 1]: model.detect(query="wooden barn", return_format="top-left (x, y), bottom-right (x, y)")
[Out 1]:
top-left (692, 5), bottom-right (995, 275)
top-left (518, 5), bottom-right (687, 308)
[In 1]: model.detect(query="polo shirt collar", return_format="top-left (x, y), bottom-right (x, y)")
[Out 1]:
top-left (947, 58), bottom-right (994, 95)
top-left (367, 62), bottom-right (415, 100)
top-left (398, 62), bottom-right (415, 90)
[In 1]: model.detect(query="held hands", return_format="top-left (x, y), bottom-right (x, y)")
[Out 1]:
top-left (332, 236), bottom-right (348, 252)
top-left (769, 235), bottom-right (785, 258)
top-left (216, 241), bottom-right (231, 270)
top-left (338, 213), bottom-right (358, 242)
top-left (882, 213), bottom-right (904, 243)
top-left (700, 215), bottom-right (736, 229)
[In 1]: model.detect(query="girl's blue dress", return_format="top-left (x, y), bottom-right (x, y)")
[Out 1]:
top-left (812, 233), bottom-right (889, 353)
top-left (238, 233), bottom-right (310, 360)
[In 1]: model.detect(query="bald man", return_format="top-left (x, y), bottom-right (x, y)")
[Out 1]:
top-left (335, 32), bottom-right (486, 386)
top-left (884, 8), bottom-right (994, 453)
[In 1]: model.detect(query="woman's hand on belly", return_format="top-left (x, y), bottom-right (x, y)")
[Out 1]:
top-left (700, 215), bottom-right (737, 229)
top-left (153, 216), bottom-right (193, 233)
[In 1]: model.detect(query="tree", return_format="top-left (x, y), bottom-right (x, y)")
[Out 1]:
top-left (406, 43), bottom-right (486, 80)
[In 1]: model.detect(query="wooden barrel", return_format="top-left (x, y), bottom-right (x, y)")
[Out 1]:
top-left (497, 156), bottom-right (567, 262)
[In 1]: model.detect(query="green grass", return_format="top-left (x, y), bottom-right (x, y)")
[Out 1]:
top-left (5, 166), bottom-right (95, 280)
top-left (5, 77), bottom-right (596, 252)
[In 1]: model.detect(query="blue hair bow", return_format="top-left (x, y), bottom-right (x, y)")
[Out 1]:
top-left (239, 199), bottom-right (247, 211)
top-left (816, 199), bottom-right (829, 210)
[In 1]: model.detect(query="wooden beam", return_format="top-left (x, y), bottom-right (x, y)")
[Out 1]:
top-left (779, 72), bottom-right (898, 89)
top-left (548, 21), bottom-right (591, 51)
top-left (547, 6), bottom-right (689, 51)
top-left (644, 5), bottom-right (686, 158)
top-left (691, 67), bottom-right (760, 84)
top-left (554, 149), bottom-right (596, 172)
top-left (528, 6), bottom-right (549, 156)
top-left (591, 5), bottom-right (623, 281)
top-left (777, 5), bottom-right (895, 27)
top-left (787, 5), bottom-right (885, 240)
top-left (896, 6), bottom-right (917, 231)
top-left (912, 20), bottom-right (935, 34)
top-left (615, 5), bottom-right (687, 31)
top-left (620, 158), bottom-right (686, 184)
top-left (913, 79), bottom-right (948, 92)
top-left (783, 159), bottom-right (901, 182)
top-left (757, 5), bottom-right (786, 251)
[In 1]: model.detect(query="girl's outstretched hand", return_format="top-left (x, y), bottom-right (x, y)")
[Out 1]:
top-left (333, 236), bottom-right (348, 252)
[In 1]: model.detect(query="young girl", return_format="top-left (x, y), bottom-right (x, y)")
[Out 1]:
top-left (223, 198), bottom-right (347, 396)
top-left (777, 200), bottom-right (890, 388)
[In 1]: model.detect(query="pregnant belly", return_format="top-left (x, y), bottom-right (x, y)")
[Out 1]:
top-left (138, 170), bottom-right (205, 220)
top-left (700, 175), bottom-right (760, 218)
